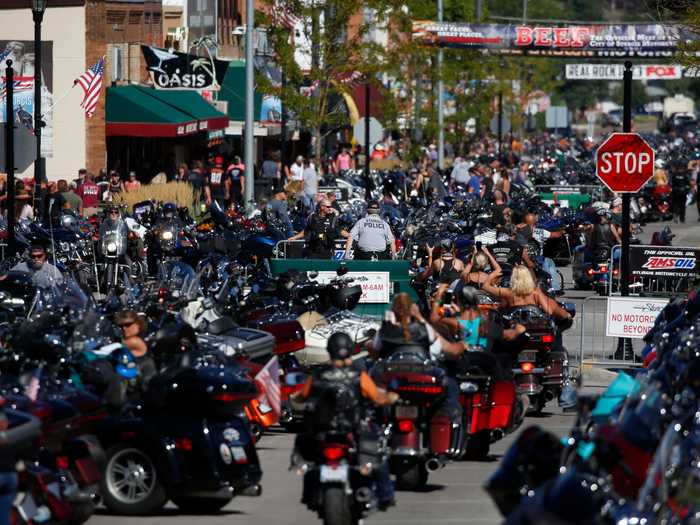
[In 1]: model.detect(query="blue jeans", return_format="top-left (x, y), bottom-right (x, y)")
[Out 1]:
top-left (0, 471), bottom-right (17, 525)
top-left (539, 256), bottom-right (562, 292)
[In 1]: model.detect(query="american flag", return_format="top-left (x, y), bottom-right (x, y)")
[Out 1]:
top-left (272, 0), bottom-right (300, 30)
top-left (74, 56), bottom-right (105, 118)
top-left (254, 356), bottom-right (280, 420)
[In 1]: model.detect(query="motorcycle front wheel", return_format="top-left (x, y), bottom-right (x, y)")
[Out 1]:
top-left (322, 487), bottom-right (356, 525)
top-left (101, 445), bottom-right (167, 515)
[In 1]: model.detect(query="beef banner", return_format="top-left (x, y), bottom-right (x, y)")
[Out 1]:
top-left (630, 245), bottom-right (700, 279)
top-left (412, 22), bottom-right (698, 58)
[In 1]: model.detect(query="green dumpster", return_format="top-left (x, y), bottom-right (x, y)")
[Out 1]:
top-left (268, 259), bottom-right (417, 317)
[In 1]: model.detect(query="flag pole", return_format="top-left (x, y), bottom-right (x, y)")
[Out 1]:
top-left (45, 83), bottom-right (74, 114)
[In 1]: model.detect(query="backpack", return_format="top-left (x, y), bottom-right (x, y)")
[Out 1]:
top-left (308, 366), bottom-right (361, 433)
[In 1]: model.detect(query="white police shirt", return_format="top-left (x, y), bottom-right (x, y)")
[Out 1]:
top-left (350, 214), bottom-right (394, 252)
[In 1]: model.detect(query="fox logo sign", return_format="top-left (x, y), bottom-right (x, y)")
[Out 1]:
top-left (642, 257), bottom-right (696, 270)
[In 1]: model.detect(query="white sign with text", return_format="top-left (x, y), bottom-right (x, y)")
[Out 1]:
top-left (605, 297), bottom-right (668, 339)
top-left (313, 271), bottom-right (391, 304)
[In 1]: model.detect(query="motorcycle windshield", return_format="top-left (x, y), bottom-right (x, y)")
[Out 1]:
top-left (30, 279), bottom-right (89, 318)
top-left (99, 223), bottom-right (128, 255)
top-left (159, 261), bottom-right (198, 300)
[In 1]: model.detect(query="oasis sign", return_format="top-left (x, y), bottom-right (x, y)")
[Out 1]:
top-left (141, 45), bottom-right (229, 90)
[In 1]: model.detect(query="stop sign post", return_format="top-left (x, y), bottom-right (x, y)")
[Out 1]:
top-left (596, 133), bottom-right (655, 193)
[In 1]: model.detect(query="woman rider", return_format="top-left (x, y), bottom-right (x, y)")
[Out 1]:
top-left (481, 265), bottom-right (571, 322)
top-left (374, 293), bottom-right (437, 359)
top-left (430, 285), bottom-right (526, 377)
top-left (461, 244), bottom-right (501, 289)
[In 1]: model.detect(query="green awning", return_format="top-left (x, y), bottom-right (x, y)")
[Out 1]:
top-left (106, 85), bottom-right (229, 137)
top-left (217, 60), bottom-right (262, 122)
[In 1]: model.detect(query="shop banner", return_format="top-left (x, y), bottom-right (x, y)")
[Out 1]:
top-left (0, 40), bottom-right (53, 158)
top-left (141, 45), bottom-right (229, 90)
top-left (606, 297), bottom-right (668, 339)
top-left (566, 63), bottom-right (685, 80)
top-left (412, 22), bottom-right (696, 58)
top-left (629, 245), bottom-right (700, 279)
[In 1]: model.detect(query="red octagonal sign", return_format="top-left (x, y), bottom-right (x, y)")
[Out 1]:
top-left (596, 132), bottom-right (655, 193)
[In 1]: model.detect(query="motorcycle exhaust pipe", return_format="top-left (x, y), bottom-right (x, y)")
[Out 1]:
top-left (425, 458), bottom-right (444, 472)
top-left (489, 428), bottom-right (505, 443)
top-left (355, 487), bottom-right (373, 503)
top-left (240, 484), bottom-right (262, 497)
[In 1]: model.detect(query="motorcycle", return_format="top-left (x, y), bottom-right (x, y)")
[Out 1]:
top-left (371, 350), bottom-right (457, 490)
top-left (503, 304), bottom-right (575, 414)
top-left (98, 346), bottom-right (263, 515)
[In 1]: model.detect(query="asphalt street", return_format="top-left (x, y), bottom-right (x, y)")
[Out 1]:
top-left (91, 207), bottom-right (700, 525)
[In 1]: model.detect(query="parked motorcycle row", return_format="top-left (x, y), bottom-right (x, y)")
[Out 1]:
top-left (487, 291), bottom-right (700, 524)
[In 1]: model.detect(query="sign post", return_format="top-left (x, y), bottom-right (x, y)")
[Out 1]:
top-left (621, 61), bottom-right (632, 297)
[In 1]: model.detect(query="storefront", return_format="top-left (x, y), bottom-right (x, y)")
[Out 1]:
top-left (105, 85), bottom-right (228, 179)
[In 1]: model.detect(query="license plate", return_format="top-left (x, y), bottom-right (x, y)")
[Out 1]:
top-left (320, 465), bottom-right (348, 483)
top-left (231, 446), bottom-right (247, 463)
top-left (395, 405), bottom-right (418, 419)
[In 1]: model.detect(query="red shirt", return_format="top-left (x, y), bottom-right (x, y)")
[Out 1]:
top-left (77, 182), bottom-right (100, 207)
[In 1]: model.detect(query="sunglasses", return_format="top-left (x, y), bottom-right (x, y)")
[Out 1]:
top-left (118, 321), bottom-right (136, 329)
top-left (29, 253), bottom-right (45, 259)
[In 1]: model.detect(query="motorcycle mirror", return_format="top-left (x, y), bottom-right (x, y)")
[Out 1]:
top-left (308, 271), bottom-right (319, 279)
top-left (336, 264), bottom-right (349, 276)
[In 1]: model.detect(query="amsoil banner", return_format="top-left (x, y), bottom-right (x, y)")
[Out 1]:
top-left (630, 245), bottom-right (700, 279)
top-left (566, 63), bottom-right (686, 80)
top-left (412, 22), bottom-right (696, 58)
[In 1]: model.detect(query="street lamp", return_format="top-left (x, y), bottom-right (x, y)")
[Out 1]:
top-left (32, 0), bottom-right (47, 218)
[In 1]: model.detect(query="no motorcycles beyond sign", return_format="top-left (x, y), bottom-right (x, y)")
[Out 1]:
top-left (596, 132), bottom-right (655, 193)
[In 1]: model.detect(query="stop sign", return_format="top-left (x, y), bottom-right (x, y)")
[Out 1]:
top-left (596, 132), bottom-right (655, 193)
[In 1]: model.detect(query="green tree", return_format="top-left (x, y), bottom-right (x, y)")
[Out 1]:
top-left (611, 81), bottom-right (649, 109)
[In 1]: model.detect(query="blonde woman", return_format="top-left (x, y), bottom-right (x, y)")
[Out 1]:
top-left (482, 265), bottom-right (571, 321)
top-left (462, 245), bottom-right (501, 289)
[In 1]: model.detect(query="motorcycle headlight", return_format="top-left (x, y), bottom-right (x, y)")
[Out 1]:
top-left (161, 230), bottom-right (174, 241)
top-left (107, 242), bottom-right (117, 253)
top-left (59, 242), bottom-right (70, 252)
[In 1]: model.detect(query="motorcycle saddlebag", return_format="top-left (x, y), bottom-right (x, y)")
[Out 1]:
top-left (198, 328), bottom-right (276, 361)
top-left (429, 415), bottom-right (452, 455)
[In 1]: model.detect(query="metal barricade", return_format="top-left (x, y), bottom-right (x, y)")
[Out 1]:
top-left (273, 240), bottom-right (306, 259)
top-left (576, 295), bottom-right (645, 369)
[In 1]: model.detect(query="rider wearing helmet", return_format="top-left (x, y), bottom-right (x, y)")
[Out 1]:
top-left (293, 332), bottom-right (399, 510)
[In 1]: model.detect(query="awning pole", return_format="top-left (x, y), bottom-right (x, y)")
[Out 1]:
top-left (244, 0), bottom-right (255, 209)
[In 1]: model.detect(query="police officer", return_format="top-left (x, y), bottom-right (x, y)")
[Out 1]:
top-left (669, 158), bottom-right (690, 224)
top-left (345, 201), bottom-right (396, 260)
top-left (287, 198), bottom-right (342, 259)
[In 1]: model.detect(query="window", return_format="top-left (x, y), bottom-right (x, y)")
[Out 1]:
top-left (106, 10), bottom-right (125, 25)
top-left (129, 11), bottom-right (142, 25)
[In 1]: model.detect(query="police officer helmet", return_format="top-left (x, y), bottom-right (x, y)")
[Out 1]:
top-left (327, 332), bottom-right (354, 360)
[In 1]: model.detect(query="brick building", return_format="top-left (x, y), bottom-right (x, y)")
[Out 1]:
top-left (0, 0), bottom-right (162, 179)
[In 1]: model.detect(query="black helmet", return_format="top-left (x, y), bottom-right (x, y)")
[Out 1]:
top-left (460, 285), bottom-right (480, 309)
top-left (671, 158), bottom-right (687, 171)
top-left (327, 332), bottom-right (354, 360)
top-left (163, 202), bottom-right (177, 217)
top-left (440, 238), bottom-right (455, 253)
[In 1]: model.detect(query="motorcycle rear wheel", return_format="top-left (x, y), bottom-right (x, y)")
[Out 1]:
top-left (395, 463), bottom-right (428, 491)
top-left (171, 496), bottom-right (232, 514)
top-left (322, 487), bottom-right (356, 525)
top-left (465, 431), bottom-right (490, 460)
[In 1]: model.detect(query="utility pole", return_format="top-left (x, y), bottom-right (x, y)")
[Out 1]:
top-left (522, 0), bottom-right (528, 23)
top-left (243, 0), bottom-right (254, 207)
top-left (475, 0), bottom-right (482, 21)
top-left (437, 0), bottom-right (444, 170)
top-left (364, 81), bottom-right (370, 188)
